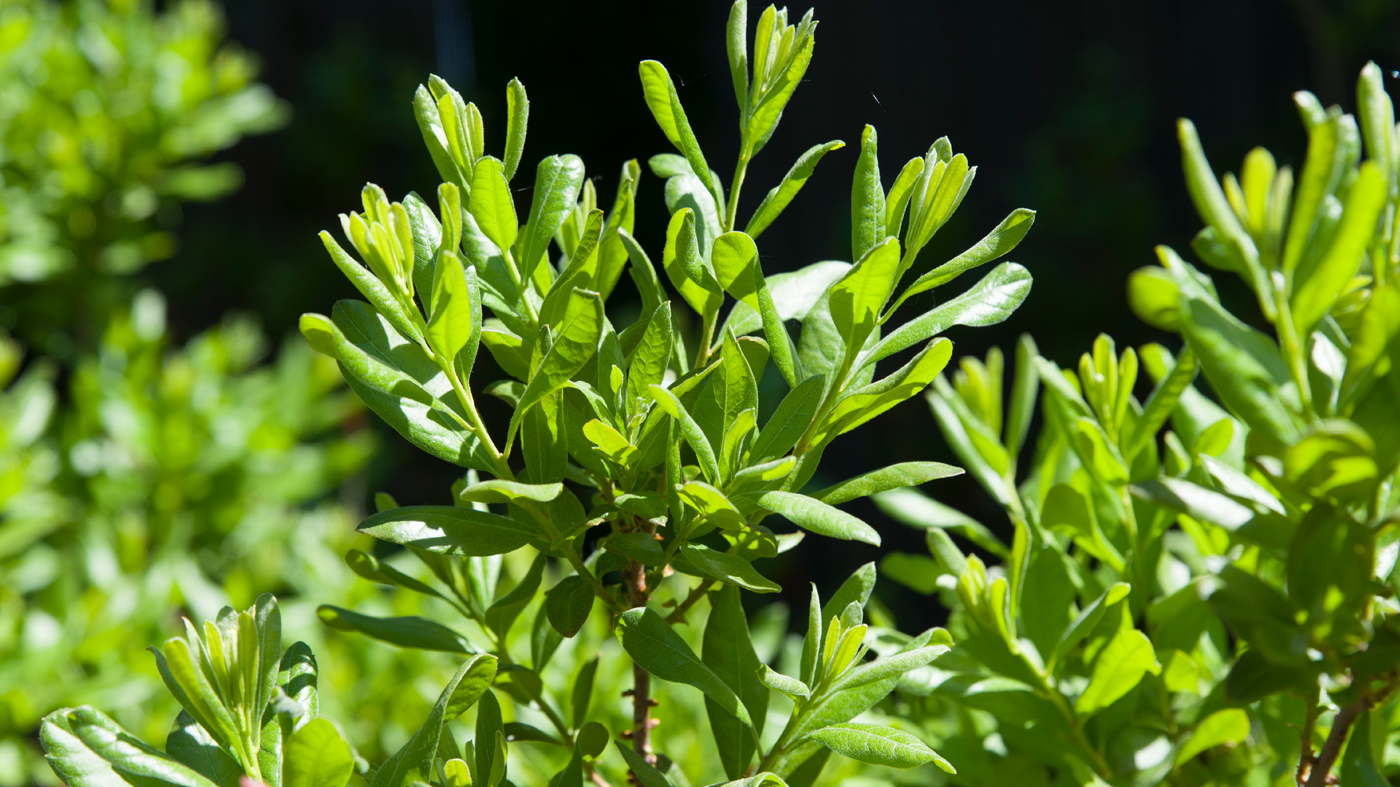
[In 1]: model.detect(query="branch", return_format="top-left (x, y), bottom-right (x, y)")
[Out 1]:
top-left (1303, 699), bottom-right (1365, 787)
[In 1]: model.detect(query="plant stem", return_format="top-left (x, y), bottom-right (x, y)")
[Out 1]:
top-left (665, 579), bottom-right (715, 624)
top-left (1297, 684), bottom-right (1321, 786)
top-left (724, 153), bottom-right (751, 233)
top-left (695, 310), bottom-right (718, 368)
top-left (1304, 699), bottom-right (1366, 787)
top-left (624, 552), bottom-right (657, 766)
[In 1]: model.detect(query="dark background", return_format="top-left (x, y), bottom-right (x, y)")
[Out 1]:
top-left (152, 0), bottom-right (1400, 630)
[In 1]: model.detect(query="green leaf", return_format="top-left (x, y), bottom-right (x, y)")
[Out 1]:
top-left (677, 544), bottom-right (780, 593)
top-left (426, 252), bottom-right (478, 364)
top-left (509, 289), bottom-right (605, 447)
top-left (571, 658), bottom-right (598, 728)
top-left (861, 262), bottom-right (1032, 371)
top-left (850, 125), bottom-right (886, 263)
top-left (873, 487), bottom-right (1006, 556)
top-left (468, 158), bottom-right (518, 254)
top-left (459, 480), bottom-right (563, 504)
top-left (318, 232), bottom-right (423, 345)
top-left (889, 208), bottom-right (1036, 314)
top-left (165, 712), bottom-right (241, 787)
top-left (372, 655), bottom-right (496, 787)
top-left (750, 374), bottom-right (824, 461)
top-left (758, 491), bottom-right (880, 546)
top-left (1177, 287), bottom-right (1300, 451)
top-left (831, 238), bottom-right (900, 362)
top-left (317, 605), bottom-right (469, 652)
top-left (746, 141), bottom-right (846, 239)
top-left (627, 303), bottom-right (674, 409)
top-left (546, 575), bottom-right (595, 638)
top-left (474, 691), bottom-right (503, 787)
top-left (650, 384), bottom-right (721, 484)
top-left (604, 532), bottom-right (666, 566)
top-left (520, 155), bottom-right (586, 275)
top-left (1280, 111), bottom-right (1347, 277)
top-left (614, 742), bottom-right (678, 787)
top-left (639, 60), bottom-right (716, 201)
top-left (835, 645), bottom-right (949, 690)
top-left (813, 338), bottom-right (953, 447)
top-left (1174, 709), bottom-right (1249, 767)
top-left (414, 84), bottom-right (466, 189)
top-left (41, 706), bottom-right (221, 787)
top-left (1176, 120), bottom-right (1270, 310)
top-left (726, 0), bottom-right (749, 113)
top-left (712, 231), bottom-right (763, 307)
top-left (662, 208), bottom-right (724, 317)
top-left (503, 78), bottom-right (529, 182)
top-left (1051, 582), bottom-right (1130, 669)
top-left (345, 550), bottom-right (445, 599)
top-left (358, 506), bottom-right (541, 556)
top-left (1130, 477), bottom-right (1254, 530)
top-left (759, 665), bottom-right (810, 699)
top-left (283, 719), bottom-right (354, 787)
top-left (704, 585), bottom-right (768, 779)
top-left (615, 607), bottom-right (754, 732)
top-left (812, 462), bottom-right (962, 506)
top-left (884, 157), bottom-right (925, 240)
top-left (484, 553), bottom-right (546, 639)
top-left (1291, 161), bottom-right (1386, 335)
top-left (1074, 628), bottom-right (1161, 716)
top-left (808, 723), bottom-right (951, 771)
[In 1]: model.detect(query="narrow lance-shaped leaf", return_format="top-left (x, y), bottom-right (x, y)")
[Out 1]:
top-left (468, 158), bottom-right (518, 255)
top-left (809, 723), bottom-right (952, 772)
top-left (638, 60), bottom-right (717, 202)
top-left (614, 607), bottom-right (755, 730)
top-left (887, 208), bottom-right (1036, 316)
top-left (358, 506), bottom-right (542, 556)
top-left (850, 125), bottom-right (886, 263)
top-left (758, 491), bottom-right (880, 546)
top-left (503, 78), bottom-right (529, 182)
top-left (508, 289), bottom-right (604, 449)
top-left (520, 155), bottom-right (586, 277)
top-left (746, 141), bottom-right (846, 238)
top-left (830, 238), bottom-right (901, 362)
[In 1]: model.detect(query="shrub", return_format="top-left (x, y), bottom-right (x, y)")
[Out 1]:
top-left (39, 1), bottom-right (1039, 785)
top-left (878, 63), bottom-right (1400, 786)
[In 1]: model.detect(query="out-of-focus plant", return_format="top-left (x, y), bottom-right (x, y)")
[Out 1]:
top-left (0, 289), bottom-right (376, 785)
top-left (0, 2), bottom-right (386, 785)
top-left (281, 0), bottom-right (1037, 785)
top-left (40, 593), bottom-right (500, 787)
top-left (0, 0), bottom-right (288, 348)
top-left (878, 62), bottom-right (1400, 786)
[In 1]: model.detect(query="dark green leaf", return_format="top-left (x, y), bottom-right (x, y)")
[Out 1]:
top-left (318, 606), bottom-right (470, 653)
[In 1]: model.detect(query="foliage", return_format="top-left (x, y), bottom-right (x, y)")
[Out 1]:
top-left (0, 2), bottom-right (381, 785)
top-left (37, 1), bottom-right (1040, 785)
top-left (0, 0), bottom-right (288, 346)
top-left (877, 62), bottom-right (1400, 786)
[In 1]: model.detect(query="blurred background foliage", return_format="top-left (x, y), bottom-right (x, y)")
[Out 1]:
top-left (2, 0), bottom-right (1400, 785)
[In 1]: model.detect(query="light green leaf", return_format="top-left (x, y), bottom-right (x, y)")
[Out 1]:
top-left (747, 141), bottom-right (846, 239)
top-left (357, 506), bottom-right (541, 556)
top-left (1052, 582), bottom-right (1131, 669)
top-left (503, 78), bottom-right (529, 182)
top-left (509, 289), bottom-right (604, 447)
top-left (861, 262), bottom-right (1031, 371)
top-left (759, 665), bottom-right (810, 699)
top-left (41, 706), bottom-right (222, 787)
top-left (1291, 161), bottom-right (1386, 335)
top-left (1074, 628), bottom-right (1161, 716)
top-left (850, 125), bottom-right (886, 263)
top-left (758, 491), bottom-right (880, 546)
top-left (284, 719), bottom-right (354, 787)
top-left (468, 157), bottom-right (518, 254)
top-left (371, 655), bottom-right (497, 787)
top-left (1174, 709), bottom-right (1249, 766)
top-left (808, 723), bottom-right (951, 771)
top-left (812, 462), bottom-right (962, 506)
top-left (651, 384), bottom-right (721, 484)
top-left (678, 544), bottom-right (780, 593)
top-left (627, 303), bottom-right (674, 409)
top-left (459, 479), bottom-right (563, 504)
top-left (662, 208), bottom-right (724, 317)
top-left (520, 155), bottom-right (585, 275)
top-left (426, 252), bottom-right (477, 364)
top-left (889, 208), bottom-right (1036, 314)
top-left (638, 60), bottom-right (716, 201)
